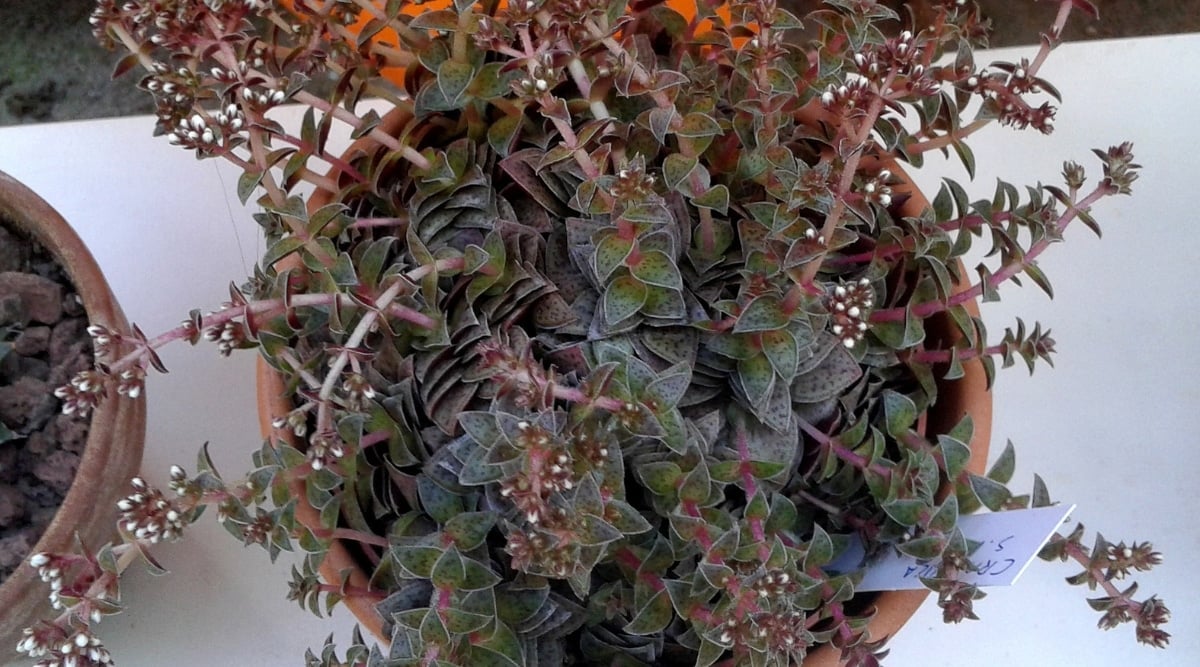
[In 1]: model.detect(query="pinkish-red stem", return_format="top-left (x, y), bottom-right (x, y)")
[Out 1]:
top-left (871, 184), bottom-right (1112, 323)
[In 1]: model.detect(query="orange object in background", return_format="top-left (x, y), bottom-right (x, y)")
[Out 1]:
top-left (279, 0), bottom-right (739, 86)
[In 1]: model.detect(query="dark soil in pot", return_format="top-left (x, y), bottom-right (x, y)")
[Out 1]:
top-left (0, 218), bottom-right (94, 582)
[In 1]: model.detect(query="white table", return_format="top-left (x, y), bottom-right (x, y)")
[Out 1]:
top-left (1, 34), bottom-right (1197, 667)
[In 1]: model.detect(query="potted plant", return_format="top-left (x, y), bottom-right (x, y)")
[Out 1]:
top-left (18, 0), bottom-right (1168, 665)
top-left (0, 170), bottom-right (146, 656)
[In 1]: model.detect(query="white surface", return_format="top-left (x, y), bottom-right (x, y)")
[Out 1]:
top-left (0, 33), bottom-right (1197, 666)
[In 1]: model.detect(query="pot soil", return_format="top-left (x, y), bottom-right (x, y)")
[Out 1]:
top-left (256, 108), bottom-right (993, 665)
top-left (0, 171), bottom-right (145, 655)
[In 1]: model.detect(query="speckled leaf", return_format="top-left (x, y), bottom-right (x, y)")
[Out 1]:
top-left (737, 353), bottom-right (776, 407)
top-left (640, 327), bottom-right (697, 365)
top-left (882, 390), bottom-right (918, 438)
top-left (594, 233), bottom-right (634, 282)
top-left (431, 545), bottom-right (467, 589)
top-left (755, 377), bottom-right (794, 433)
top-left (678, 461), bottom-right (712, 504)
top-left (394, 545), bottom-right (443, 578)
top-left (805, 524), bottom-right (835, 568)
top-left (734, 295), bottom-right (788, 333)
top-left (639, 461), bottom-right (683, 496)
top-left (578, 514), bottom-right (623, 546)
top-left (663, 153), bottom-right (698, 191)
top-left (605, 500), bottom-right (652, 535)
top-left (443, 511), bottom-right (498, 551)
top-left (791, 345), bottom-right (862, 403)
top-left (487, 114), bottom-right (523, 157)
top-left (629, 250), bottom-right (683, 290)
top-left (969, 473), bottom-right (1011, 511)
top-left (418, 475), bottom-right (464, 524)
top-left (761, 328), bottom-right (799, 379)
top-left (461, 556), bottom-right (502, 590)
top-left (603, 275), bottom-right (648, 326)
top-left (882, 498), bottom-right (926, 527)
top-left (871, 307), bottom-right (925, 350)
top-left (496, 586), bottom-right (550, 627)
top-left (987, 439), bottom-right (1016, 484)
top-left (691, 184), bottom-right (730, 214)
top-left (623, 590), bottom-right (673, 635)
top-left (897, 534), bottom-right (946, 560)
top-left (641, 284), bottom-right (687, 319)
top-left (479, 620), bottom-right (524, 666)
top-left (573, 474), bottom-right (604, 517)
top-left (937, 434), bottom-right (972, 479)
top-left (677, 111), bottom-right (723, 137)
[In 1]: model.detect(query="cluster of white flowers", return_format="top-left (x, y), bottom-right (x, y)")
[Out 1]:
top-left (117, 477), bottom-right (186, 544)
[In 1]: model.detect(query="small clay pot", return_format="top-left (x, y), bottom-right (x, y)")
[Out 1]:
top-left (0, 171), bottom-right (146, 654)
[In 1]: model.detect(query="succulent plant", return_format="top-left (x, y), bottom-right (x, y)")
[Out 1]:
top-left (18, 1), bottom-right (1167, 665)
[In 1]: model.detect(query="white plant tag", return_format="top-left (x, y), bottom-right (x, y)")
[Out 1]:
top-left (833, 504), bottom-right (1075, 592)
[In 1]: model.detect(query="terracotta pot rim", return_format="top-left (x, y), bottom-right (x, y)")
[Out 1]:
top-left (0, 170), bottom-right (147, 654)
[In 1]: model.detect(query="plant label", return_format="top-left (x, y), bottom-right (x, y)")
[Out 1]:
top-left (829, 504), bottom-right (1076, 591)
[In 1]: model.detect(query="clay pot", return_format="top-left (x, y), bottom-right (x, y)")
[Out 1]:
top-left (255, 103), bottom-right (993, 662)
top-left (0, 171), bottom-right (146, 654)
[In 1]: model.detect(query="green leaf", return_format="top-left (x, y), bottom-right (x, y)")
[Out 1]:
top-left (760, 329), bottom-right (799, 379)
top-left (461, 556), bottom-right (503, 590)
top-left (736, 353), bottom-right (775, 407)
top-left (676, 112), bottom-right (722, 137)
top-left (806, 524), bottom-right (835, 567)
top-left (882, 499), bottom-right (926, 527)
top-left (394, 545), bottom-right (443, 578)
top-left (678, 461), bottom-right (711, 504)
top-left (1031, 473), bottom-right (1052, 508)
top-left (437, 61), bottom-right (475, 104)
top-left (882, 390), bottom-right (918, 438)
top-left (495, 586), bottom-right (550, 627)
top-left (969, 474), bottom-right (1011, 511)
top-left (928, 495), bottom-right (959, 533)
top-left (418, 475), bottom-right (464, 524)
top-left (262, 237), bottom-right (306, 269)
top-left (458, 411), bottom-right (502, 446)
top-left (896, 535), bottom-right (945, 560)
top-left (603, 274), bottom-right (648, 326)
top-left (987, 439), bottom-right (1016, 484)
top-left (691, 184), bottom-right (730, 214)
top-left (734, 295), bottom-right (788, 333)
top-left (431, 546), bottom-right (466, 589)
top-left (605, 500), bottom-right (653, 535)
top-left (663, 153), bottom-right (698, 191)
top-left (623, 590), bottom-right (673, 635)
top-left (594, 233), bottom-right (634, 282)
top-left (952, 140), bottom-right (976, 179)
top-left (639, 461), bottom-right (682, 496)
top-left (479, 621), bottom-right (524, 666)
top-left (629, 250), bottom-right (683, 290)
top-left (443, 512), bottom-right (498, 551)
top-left (237, 170), bottom-right (266, 204)
top-left (471, 62), bottom-right (517, 100)
top-left (487, 114), bottom-right (523, 157)
top-left (443, 608), bottom-right (492, 634)
top-left (577, 514), bottom-right (623, 546)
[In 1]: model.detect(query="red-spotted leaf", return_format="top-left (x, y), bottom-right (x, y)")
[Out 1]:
top-left (624, 590), bottom-right (674, 635)
top-left (734, 295), bottom-right (788, 333)
top-left (603, 274), bottom-right (648, 326)
top-left (594, 232), bottom-right (634, 282)
top-left (629, 250), bottom-right (683, 290)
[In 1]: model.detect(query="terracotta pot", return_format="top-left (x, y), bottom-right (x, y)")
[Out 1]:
top-left (255, 111), bottom-right (992, 662)
top-left (278, 0), bottom-right (744, 86)
top-left (0, 171), bottom-right (147, 654)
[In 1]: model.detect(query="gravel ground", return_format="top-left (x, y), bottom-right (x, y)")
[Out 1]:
top-left (0, 0), bottom-right (1197, 126)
